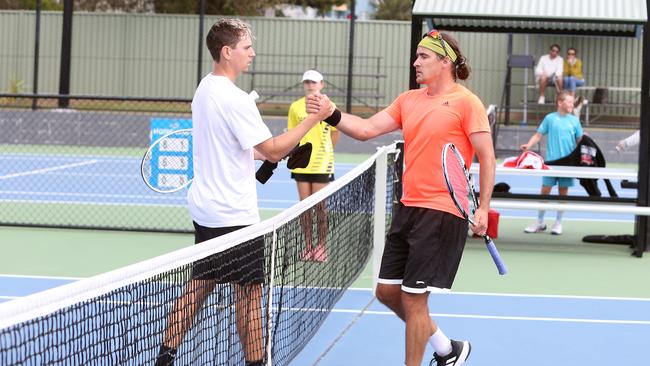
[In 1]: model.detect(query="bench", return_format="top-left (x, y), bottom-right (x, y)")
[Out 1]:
top-left (524, 85), bottom-right (641, 125)
top-left (469, 165), bottom-right (650, 216)
top-left (245, 69), bottom-right (386, 111)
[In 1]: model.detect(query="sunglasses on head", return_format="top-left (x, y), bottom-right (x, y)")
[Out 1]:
top-left (426, 29), bottom-right (449, 58)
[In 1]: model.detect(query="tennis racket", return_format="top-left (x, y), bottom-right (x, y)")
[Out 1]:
top-left (141, 128), bottom-right (193, 193)
top-left (441, 143), bottom-right (508, 275)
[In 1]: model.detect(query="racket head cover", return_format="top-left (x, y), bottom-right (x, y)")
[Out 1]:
top-left (141, 128), bottom-right (193, 193)
top-left (286, 142), bottom-right (312, 169)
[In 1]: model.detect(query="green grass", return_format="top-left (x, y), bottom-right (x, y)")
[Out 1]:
top-left (3, 216), bottom-right (647, 299)
top-left (1, 144), bottom-right (143, 157)
top-left (352, 217), bottom-right (650, 298)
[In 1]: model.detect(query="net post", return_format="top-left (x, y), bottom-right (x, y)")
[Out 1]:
top-left (265, 226), bottom-right (278, 366)
top-left (372, 147), bottom-right (389, 295)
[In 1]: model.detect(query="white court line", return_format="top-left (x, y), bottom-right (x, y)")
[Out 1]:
top-left (1, 293), bottom-right (642, 326)
top-left (331, 308), bottom-right (650, 325)
top-left (0, 194), bottom-right (294, 205)
top-left (1, 277), bottom-right (647, 325)
top-left (0, 190), bottom-right (186, 200)
top-left (499, 214), bottom-right (635, 222)
top-left (0, 274), bottom-right (83, 281)
top-left (0, 198), bottom-right (292, 211)
top-left (347, 287), bottom-right (650, 302)
top-left (3, 275), bottom-right (647, 304)
top-left (0, 160), bottom-right (99, 180)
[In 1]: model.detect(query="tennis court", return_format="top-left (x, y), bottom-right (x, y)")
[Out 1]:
top-left (1, 147), bottom-right (649, 365)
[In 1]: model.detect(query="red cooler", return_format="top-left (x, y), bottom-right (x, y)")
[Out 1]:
top-left (472, 209), bottom-right (500, 239)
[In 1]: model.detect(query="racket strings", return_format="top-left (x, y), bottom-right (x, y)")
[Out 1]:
top-left (444, 153), bottom-right (471, 215)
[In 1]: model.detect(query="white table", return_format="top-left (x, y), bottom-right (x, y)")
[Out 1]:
top-left (469, 165), bottom-right (637, 180)
top-left (468, 165), bottom-right (650, 215)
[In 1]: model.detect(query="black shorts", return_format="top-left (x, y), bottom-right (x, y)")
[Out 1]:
top-left (291, 173), bottom-right (334, 183)
top-left (191, 222), bottom-right (265, 284)
top-left (378, 203), bottom-right (468, 293)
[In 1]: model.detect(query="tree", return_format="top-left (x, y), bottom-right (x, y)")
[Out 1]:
top-left (290, 0), bottom-right (346, 16)
top-left (0, 0), bottom-right (63, 10)
top-left (154, 0), bottom-right (286, 15)
top-left (372, 0), bottom-right (411, 21)
top-left (74, 0), bottom-right (150, 12)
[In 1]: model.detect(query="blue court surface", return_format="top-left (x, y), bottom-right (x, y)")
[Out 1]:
top-left (0, 152), bottom-right (352, 211)
top-left (1, 275), bottom-right (649, 365)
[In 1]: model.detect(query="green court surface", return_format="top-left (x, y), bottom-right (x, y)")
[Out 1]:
top-left (2, 217), bottom-right (648, 299)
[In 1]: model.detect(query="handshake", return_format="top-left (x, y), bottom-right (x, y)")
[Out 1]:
top-left (255, 143), bottom-right (313, 184)
top-left (305, 93), bottom-right (342, 127)
top-left (256, 94), bottom-right (343, 184)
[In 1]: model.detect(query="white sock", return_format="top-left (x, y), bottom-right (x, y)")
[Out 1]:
top-left (429, 328), bottom-right (452, 356)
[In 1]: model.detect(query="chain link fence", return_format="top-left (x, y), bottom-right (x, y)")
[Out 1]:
top-left (0, 94), bottom-right (195, 232)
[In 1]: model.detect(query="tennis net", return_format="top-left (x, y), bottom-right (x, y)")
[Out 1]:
top-left (0, 144), bottom-right (400, 366)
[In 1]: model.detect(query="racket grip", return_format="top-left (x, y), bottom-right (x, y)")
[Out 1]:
top-left (483, 235), bottom-right (508, 275)
top-left (256, 160), bottom-right (278, 184)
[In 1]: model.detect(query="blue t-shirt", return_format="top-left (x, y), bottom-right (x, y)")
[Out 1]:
top-left (537, 112), bottom-right (583, 161)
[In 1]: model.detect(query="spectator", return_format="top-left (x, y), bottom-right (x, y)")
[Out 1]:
top-left (287, 70), bottom-right (340, 262)
top-left (520, 90), bottom-right (583, 235)
top-left (535, 44), bottom-right (564, 104)
top-left (563, 47), bottom-right (587, 116)
top-left (563, 47), bottom-right (585, 95)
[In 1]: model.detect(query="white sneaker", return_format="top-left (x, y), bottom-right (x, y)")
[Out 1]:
top-left (524, 222), bottom-right (547, 233)
top-left (551, 222), bottom-right (563, 235)
top-left (537, 95), bottom-right (545, 104)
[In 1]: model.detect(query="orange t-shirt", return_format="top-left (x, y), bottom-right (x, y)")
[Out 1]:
top-left (384, 84), bottom-right (490, 218)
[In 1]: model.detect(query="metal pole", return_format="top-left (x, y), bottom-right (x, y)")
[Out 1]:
top-left (196, 0), bottom-right (205, 86)
top-left (504, 34), bottom-right (513, 126)
top-left (345, 0), bottom-right (356, 113)
top-left (522, 34), bottom-right (530, 125)
top-left (409, 1), bottom-right (420, 90)
top-left (634, 1), bottom-right (650, 257)
top-left (32, 0), bottom-right (41, 110)
top-left (58, 0), bottom-right (73, 108)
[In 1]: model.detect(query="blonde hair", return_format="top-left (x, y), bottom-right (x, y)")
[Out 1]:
top-left (556, 90), bottom-right (573, 102)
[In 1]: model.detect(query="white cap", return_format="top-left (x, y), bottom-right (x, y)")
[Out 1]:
top-left (302, 70), bottom-right (323, 82)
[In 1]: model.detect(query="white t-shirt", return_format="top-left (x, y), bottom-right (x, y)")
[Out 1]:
top-left (535, 54), bottom-right (564, 79)
top-left (187, 74), bottom-right (272, 228)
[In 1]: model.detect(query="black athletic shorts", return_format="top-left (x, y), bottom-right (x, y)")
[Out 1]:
top-left (291, 173), bottom-right (334, 183)
top-left (191, 222), bottom-right (264, 284)
top-left (378, 203), bottom-right (468, 293)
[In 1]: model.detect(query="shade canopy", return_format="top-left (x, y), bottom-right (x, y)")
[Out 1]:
top-left (412, 0), bottom-right (647, 36)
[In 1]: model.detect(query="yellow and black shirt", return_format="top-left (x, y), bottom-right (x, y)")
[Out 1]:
top-left (287, 97), bottom-right (337, 174)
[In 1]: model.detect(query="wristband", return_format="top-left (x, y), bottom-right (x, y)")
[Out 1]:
top-left (323, 109), bottom-right (341, 127)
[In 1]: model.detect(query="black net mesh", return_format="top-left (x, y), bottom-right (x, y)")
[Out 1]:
top-left (0, 147), bottom-right (399, 366)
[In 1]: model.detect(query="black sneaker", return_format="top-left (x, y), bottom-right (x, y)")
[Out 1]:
top-left (430, 340), bottom-right (471, 366)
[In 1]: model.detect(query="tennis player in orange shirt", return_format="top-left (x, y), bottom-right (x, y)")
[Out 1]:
top-left (307, 30), bottom-right (495, 366)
